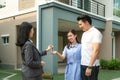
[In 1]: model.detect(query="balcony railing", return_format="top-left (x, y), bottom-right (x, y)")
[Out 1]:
top-left (57, 0), bottom-right (105, 17)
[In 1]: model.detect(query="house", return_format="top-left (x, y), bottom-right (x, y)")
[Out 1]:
top-left (0, 0), bottom-right (120, 74)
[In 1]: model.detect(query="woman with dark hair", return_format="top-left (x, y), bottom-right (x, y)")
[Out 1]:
top-left (51, 29), bottom-right (81, 80)
top-left (16, 22), bottom-right (53, 80)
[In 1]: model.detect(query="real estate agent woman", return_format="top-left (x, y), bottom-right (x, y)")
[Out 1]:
top-left (16, 22), bottom-right (53, 80)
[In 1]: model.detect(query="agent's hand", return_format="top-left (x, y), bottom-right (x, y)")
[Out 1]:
top-left (40, 61), bottom-right (46, 67)
top-left (51, 51), bottom-right (57, 55)
top-left (46, 45), bottom-right (54, 52)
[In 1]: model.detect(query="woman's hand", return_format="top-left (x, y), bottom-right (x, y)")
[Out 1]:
top-left (51, 51), bottom-right (57, 55)
top-left (46, 45), bottom-right (54, 52)
top-left (40, 61), bottom-right (46, 67)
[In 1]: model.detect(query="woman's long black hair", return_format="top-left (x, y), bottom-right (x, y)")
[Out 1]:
top-left (67, 29), bottom-right (80, 49)
top-left (16, 22), bottom-right (33, 47)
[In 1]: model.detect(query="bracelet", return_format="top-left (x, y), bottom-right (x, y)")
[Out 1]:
top-left (87, 66), bottom-right (92, 69)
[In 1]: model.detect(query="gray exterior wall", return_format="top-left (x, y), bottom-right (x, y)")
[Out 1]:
top-left (0, 19), bottom-right (17, 68)
top-left (0, 12), bottom-right (37, 69)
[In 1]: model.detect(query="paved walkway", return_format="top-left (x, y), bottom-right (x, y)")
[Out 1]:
top-left (112, 78), bottom-right (120, 80)
top-left (58, 62), bottom-right (65, 73)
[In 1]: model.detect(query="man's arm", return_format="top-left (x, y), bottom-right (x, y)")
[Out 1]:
top-left (85, 42), bottom-right (101, 76)
top-left (89, 42), bottom-right (101, 67)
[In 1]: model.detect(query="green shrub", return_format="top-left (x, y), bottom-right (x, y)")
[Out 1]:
top-left (100, 59), bottom-right (109, 69)
top-left (100, 59), bottom-right (120, 70)
top-left (108, 59), bottom-right (120, 70)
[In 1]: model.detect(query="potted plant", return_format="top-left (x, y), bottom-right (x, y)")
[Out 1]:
top-left (42, 72), bottom-right (53, 80)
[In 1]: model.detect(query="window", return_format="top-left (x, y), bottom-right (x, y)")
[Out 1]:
top-left (1, 34), bottom-right (9, 45)
top-left (113, 0), bottom-right (120, 17)
top-left (0, 0), bottom-right (6, 9)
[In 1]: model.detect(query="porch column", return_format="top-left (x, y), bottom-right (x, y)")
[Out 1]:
top-left (38, 6), bottom-right (58, 74)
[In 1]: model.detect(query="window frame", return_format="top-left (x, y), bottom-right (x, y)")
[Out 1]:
top-left (1, 34), bottom-right (10, 45)
top-left (0, 0), bottom-right (6, 9)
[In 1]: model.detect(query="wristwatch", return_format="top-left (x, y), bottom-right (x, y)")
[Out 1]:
top-left (87, 66), bottom-right (92, 69)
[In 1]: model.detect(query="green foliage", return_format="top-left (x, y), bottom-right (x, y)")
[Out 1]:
top-left (100, 59), bottom-right (120, 70)
top-left (113, 9), bottom-right (120, 17)
top-left (108, 59), bottom-right (120, 70)
top-left (100, 59), bottom-right (109, 69)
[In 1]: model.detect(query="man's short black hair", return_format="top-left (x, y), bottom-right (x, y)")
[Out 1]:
top-left (77, 14), bottom-right (92, 25)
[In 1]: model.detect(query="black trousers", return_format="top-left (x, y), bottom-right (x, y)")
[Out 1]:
top-left (81, 65), bottom-right (99, 80)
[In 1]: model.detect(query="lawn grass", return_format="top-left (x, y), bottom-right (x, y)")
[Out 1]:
top-left (0, 68), bottom-right (21, 80)
top-left (0, 71), bottom-right (10, 79)
top-left (0, 69), bottom-right (120, 80)
top-left (53, 73), bottom-right (64, 80)
top-left (98, 70), bottom-right (120, 80)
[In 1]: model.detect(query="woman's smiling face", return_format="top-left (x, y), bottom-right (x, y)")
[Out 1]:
top-left (67, 32), bottom-right (77, 43)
